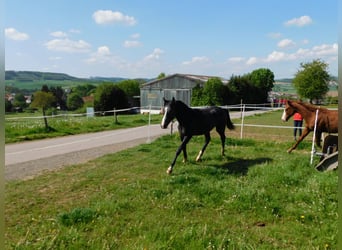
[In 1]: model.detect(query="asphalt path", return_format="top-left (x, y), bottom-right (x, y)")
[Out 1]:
top-left (5, 109), bottom-right (270, 180)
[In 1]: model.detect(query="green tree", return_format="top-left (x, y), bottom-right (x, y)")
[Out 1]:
top-left (13, 93), bottom-right (27, 110)
top-left (50, 86), bottom-right (67, 110)
top-left (116, 79), bottom-right (141, 107)
top-left (71, 84), bottom-right (96, 97)
top-left (202, 78), bottom-right (225, 106)
top-left (67, 93), bottom-right (84, 111)
top-left (248, 68), bottom-right (275, 103)
top-left (293, 59), bottom-right (330, 103)
top-left (5, 99), bottom-right (13, 112)
top-left (157, 72), bottom-right (166, 79)
top-left (116, 80), bottom-right (140, 98)
top-left (191, 84), bottom-right (204, 106)
top-left (93, 83), bottom-right (128, 115)
top-left (30, 91), bottom-right (56, 130)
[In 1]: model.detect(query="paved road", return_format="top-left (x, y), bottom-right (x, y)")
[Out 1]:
top-left (6, 124), bottom-right (169, 165)
top-left (5, 110), bottom-right (270, 180)
top-left (5, 124), bottom-right (172, 180)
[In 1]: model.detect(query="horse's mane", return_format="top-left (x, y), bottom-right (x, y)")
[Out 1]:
top-left (174, 100), bottom-right (191, 111)
top-left (295, 101), bottom-right (329, 112)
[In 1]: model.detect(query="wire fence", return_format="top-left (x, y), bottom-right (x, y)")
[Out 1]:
top-left (6, 103), bottom-right (333, 164)
top-left (5, 103), bottom-right (307, 142)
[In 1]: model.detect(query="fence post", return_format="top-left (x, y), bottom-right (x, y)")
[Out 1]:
top-left (310, 109), bottom-right (319, 165)
top-left (146, 104), bottom-right (152, 143)
top-left (113, 108), bottom-right (118, 124)
top-left (240, 104), bottom-right (245, 139)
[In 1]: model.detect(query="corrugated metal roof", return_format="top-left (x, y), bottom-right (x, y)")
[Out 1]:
top-left (141, 73), bottom-right (228, 87)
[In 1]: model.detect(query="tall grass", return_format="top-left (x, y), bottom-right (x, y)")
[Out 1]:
top-left (5, 130), bottom-right (337, 249)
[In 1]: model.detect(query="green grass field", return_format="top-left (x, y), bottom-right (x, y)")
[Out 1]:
top-left (5, 110), bottom-right (337, 249)
top-left (5, 113), bottom-right (162, 144)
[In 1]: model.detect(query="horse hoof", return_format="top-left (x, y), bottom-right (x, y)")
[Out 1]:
top-left (166, 167), bottom-right (173, 175)
top-left (287, 149), bottom-right (292, 154)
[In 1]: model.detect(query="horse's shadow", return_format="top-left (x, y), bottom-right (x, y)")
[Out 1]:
top-left (210, 156), bottom-right (273, 176)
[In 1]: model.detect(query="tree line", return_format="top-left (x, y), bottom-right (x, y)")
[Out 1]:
top-left (191, 68), bottom-right (275, 106)
top-left (6, 59), bottom-right (333, 118)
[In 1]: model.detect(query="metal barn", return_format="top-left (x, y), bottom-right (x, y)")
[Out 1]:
top-left (140, 73), bottom-right (220, 113)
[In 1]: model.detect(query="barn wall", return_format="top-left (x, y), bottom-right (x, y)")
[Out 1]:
top-left (140, 75), bottom-right (200, 113)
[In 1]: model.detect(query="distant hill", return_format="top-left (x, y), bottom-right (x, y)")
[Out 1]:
top-left (89, 76), bottom-right (128, 82)
top-left (275, 78), bottom-right (292, 83)
top-left (5, 71), bottom-right (151, 92)
top-left (5, 70), bottom-right (151, 83)
top-left (5, 71), bottom-right (81, 82)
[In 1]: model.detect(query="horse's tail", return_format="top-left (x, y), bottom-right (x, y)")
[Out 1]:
top-left (226, 109), bottom-right (235, 130)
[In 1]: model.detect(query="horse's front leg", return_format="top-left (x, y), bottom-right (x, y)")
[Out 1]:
top-left (167, 136), bottom-right (192, 174)
top-left (179, 133), bottom-right (188, 163)
top-left (196, 133), bottom-right (211, 162)
top-left (287, 128), bottom-right (310, 153)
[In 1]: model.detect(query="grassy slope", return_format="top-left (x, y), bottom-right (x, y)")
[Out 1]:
top-left (5, 111), bottom-right (337, 249)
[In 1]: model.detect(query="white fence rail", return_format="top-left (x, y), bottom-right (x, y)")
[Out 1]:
top-left (6, 103), bottom-right (330, 164)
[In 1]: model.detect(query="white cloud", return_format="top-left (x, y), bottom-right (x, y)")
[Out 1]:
top-left (244, 43), bottom-right (337, 66)
top-left (49, 56), bottom-right (62, 61)
top-left (144, 48), bottom-right (164, 61)
top-left (123, 40), bottom-right (142, 48)
top-left (277, 39), bottom-right (296, 49)
top-left (97, 46), bottom-right (111, 56)
top-left (86, 46), bottom-right (112, 64)
top-left (265, 51), bottom-right (288, 62)
top-left (246, 57), bottom-right (258, 65)
top-left (182, 56), bottom-right (210, 65)
top-left (50, 31), bottom-right (68, 38)
top-left (301, 39), bottom-right (309, 45)
top-left (227, 57), bottom-right (245, 63)
top-left (5, 28), bottom-right (29, 41)
top-left (284, 15), bottom-right (313, 27)
top-left (45, 38), bottom-right (91, 53)
top-left (93, 10), bottom-right (137, 26)
top-left (69, 29), bottom-right (81, 34)
top-left (268, 32), bottom-right (282, 39)
top-left (130, 33), bottom-right (140, 39)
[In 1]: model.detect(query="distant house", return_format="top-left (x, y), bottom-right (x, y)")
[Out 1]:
top-left (140, 73), bottom-right (227, 113)
top-left (82, 95), bottom-right (94, 104)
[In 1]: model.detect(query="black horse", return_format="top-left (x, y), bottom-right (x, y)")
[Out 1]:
top-left (161, 97), bottom-right (235, 174)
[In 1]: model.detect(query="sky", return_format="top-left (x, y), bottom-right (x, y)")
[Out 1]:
top-left (5, 0), bottom-right (338, 79)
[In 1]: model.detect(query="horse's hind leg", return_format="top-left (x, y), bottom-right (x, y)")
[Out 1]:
top-left (315, 131), bottom-right (322, 148)
top-left (287, 128), bottom-right (310, 153)
top-left (196, 133), bottom-right (210, 162)
top-left (217, 129), bottom-right (226, 156)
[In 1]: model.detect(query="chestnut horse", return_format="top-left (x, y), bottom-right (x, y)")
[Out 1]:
top-left (161, 97), bottom-right (235, 174)
top-left (281, 100), bottom-right (338, 153)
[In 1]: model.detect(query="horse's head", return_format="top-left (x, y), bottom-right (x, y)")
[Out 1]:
top-left (281, 100), bottom-right (297, 122)
top-left (161, 97), bottom-right (176, 129)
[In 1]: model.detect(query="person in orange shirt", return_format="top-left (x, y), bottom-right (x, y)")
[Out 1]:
top-left (293, 112), bottom-right (303, 141)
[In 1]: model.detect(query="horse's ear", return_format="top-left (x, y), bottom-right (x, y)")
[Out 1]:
top-left (172, 97), bottom-right (176, 102)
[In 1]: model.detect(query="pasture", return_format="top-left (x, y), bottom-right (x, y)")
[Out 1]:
top-left (5, 110), bottom-right (337, 249)
top-left (5, 113), bottom-right (161, 144)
